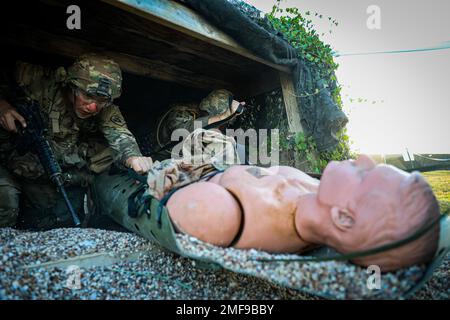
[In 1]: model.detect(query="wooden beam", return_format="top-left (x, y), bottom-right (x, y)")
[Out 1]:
top-left (102, 0), bottom-right (291, 74)
top-left (279, 71), bottom-right (304, 133)
top-left (1, 0), bottom-right (285, 97)
top-left (280, 71), bottom-right (321, 171)
top-left (1, 23), bottom-right (236, 91)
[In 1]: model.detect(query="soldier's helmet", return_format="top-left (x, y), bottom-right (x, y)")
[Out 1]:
top-left (198, 89), bottom-right (233, 116)
top-left (66, 54), bottom-right (122, 100)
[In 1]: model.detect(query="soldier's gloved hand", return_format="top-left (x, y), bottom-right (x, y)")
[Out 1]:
top-left (125, 156), bottom-right (153, 174)
top-left (230, 100), bottom-right (245, 115)
top-left (0, 100), bottom-right (27, 133)
top-left (207, 100), bottom-right (246, 125)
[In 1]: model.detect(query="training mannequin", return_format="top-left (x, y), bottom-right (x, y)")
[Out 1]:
top-left (166, 155), bottom-right (441, 271)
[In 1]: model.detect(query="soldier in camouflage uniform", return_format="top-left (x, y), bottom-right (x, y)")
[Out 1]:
top-left (157, 89), bottom-right (244, 149)
top-left (0, 54), bottom-right (153, 229)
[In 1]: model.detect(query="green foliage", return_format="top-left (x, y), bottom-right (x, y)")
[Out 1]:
top-left (268, 4), bottom-right (338, 72)
top-left (267, 0), bottom-right (353, 170)
top-left (422, 171), bottom-right (450, 214)
top-left (293, 132), bottom-right (327, 173)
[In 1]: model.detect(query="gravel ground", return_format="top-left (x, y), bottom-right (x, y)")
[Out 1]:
top-left (0, 227), bottom-right (448, 300)
top-left (176, 234), bottom-right (432, 299)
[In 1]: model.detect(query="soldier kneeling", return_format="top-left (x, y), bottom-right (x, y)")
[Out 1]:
top-left (0, 54), bottom-right (153, 230)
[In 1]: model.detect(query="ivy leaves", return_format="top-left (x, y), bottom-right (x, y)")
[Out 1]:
top-left (267, 2), bottom-right (338, 70)
top-left (267, 0), bottom-right (354, 170)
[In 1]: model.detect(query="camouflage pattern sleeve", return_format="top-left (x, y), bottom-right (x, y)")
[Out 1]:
top-left (14, 62), bottom-right (54, 101)
top-left (14, 61), bottom-right (47, 86)
top-left (98, 105), bottom-right (143, 164)
top-left (1, 61), bottom-right (54, 102)
top-left (186, 115), bottom-right (209, 132)
top-left (0, 61), bottom-right (48, 148)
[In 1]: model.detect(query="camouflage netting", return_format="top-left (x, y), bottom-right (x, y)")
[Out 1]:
top-left (229, 88), bottom-right (295, 166)
top-left (182, 0), bottom-right (348, 152)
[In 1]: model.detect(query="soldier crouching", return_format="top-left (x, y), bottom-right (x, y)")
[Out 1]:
top-left (0, 54), bottom-right (153, 230)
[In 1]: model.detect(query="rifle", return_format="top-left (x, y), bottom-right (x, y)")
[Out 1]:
top-left (13, 99), bottom-right (81, 227)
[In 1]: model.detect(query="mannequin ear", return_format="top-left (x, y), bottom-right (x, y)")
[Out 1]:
top-left (331, 206), bottom-right (355, 231)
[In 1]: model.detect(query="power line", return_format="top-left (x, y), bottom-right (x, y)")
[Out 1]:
top-left (333, 41), bottom-right (450, 57)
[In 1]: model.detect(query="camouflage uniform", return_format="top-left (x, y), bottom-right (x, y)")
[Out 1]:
top-left (0, 54), bottom-right (142, 229)
top-left (157, 89), bottom-right (234, 147)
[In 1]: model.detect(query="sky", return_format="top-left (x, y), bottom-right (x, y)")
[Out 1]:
top-left (243, 0), bottom-right (450, 154)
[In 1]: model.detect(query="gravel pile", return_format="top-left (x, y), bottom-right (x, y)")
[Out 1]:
top-left (0, 227), bottom-right (448, 300)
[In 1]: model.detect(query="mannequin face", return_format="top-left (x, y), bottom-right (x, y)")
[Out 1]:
top-left (297, 155), bottom-right (410, 251)
top-left (319, 155), bottom-right (409, 210)
top-left (317, 154), bottom-right (377, 208)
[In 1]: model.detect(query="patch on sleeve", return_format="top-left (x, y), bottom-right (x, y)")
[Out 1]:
top-left (110, 114), bottom-right (126, 126)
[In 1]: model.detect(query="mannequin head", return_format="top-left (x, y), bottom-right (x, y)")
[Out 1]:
top-left (296, 155), bottom-right (440, 271)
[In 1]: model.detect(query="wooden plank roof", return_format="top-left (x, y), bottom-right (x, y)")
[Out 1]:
top-left (0, 0), bottom-right (291, 97)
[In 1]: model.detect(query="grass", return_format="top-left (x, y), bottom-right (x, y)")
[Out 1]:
top-left (422, 170), bottom-right (450, 214)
